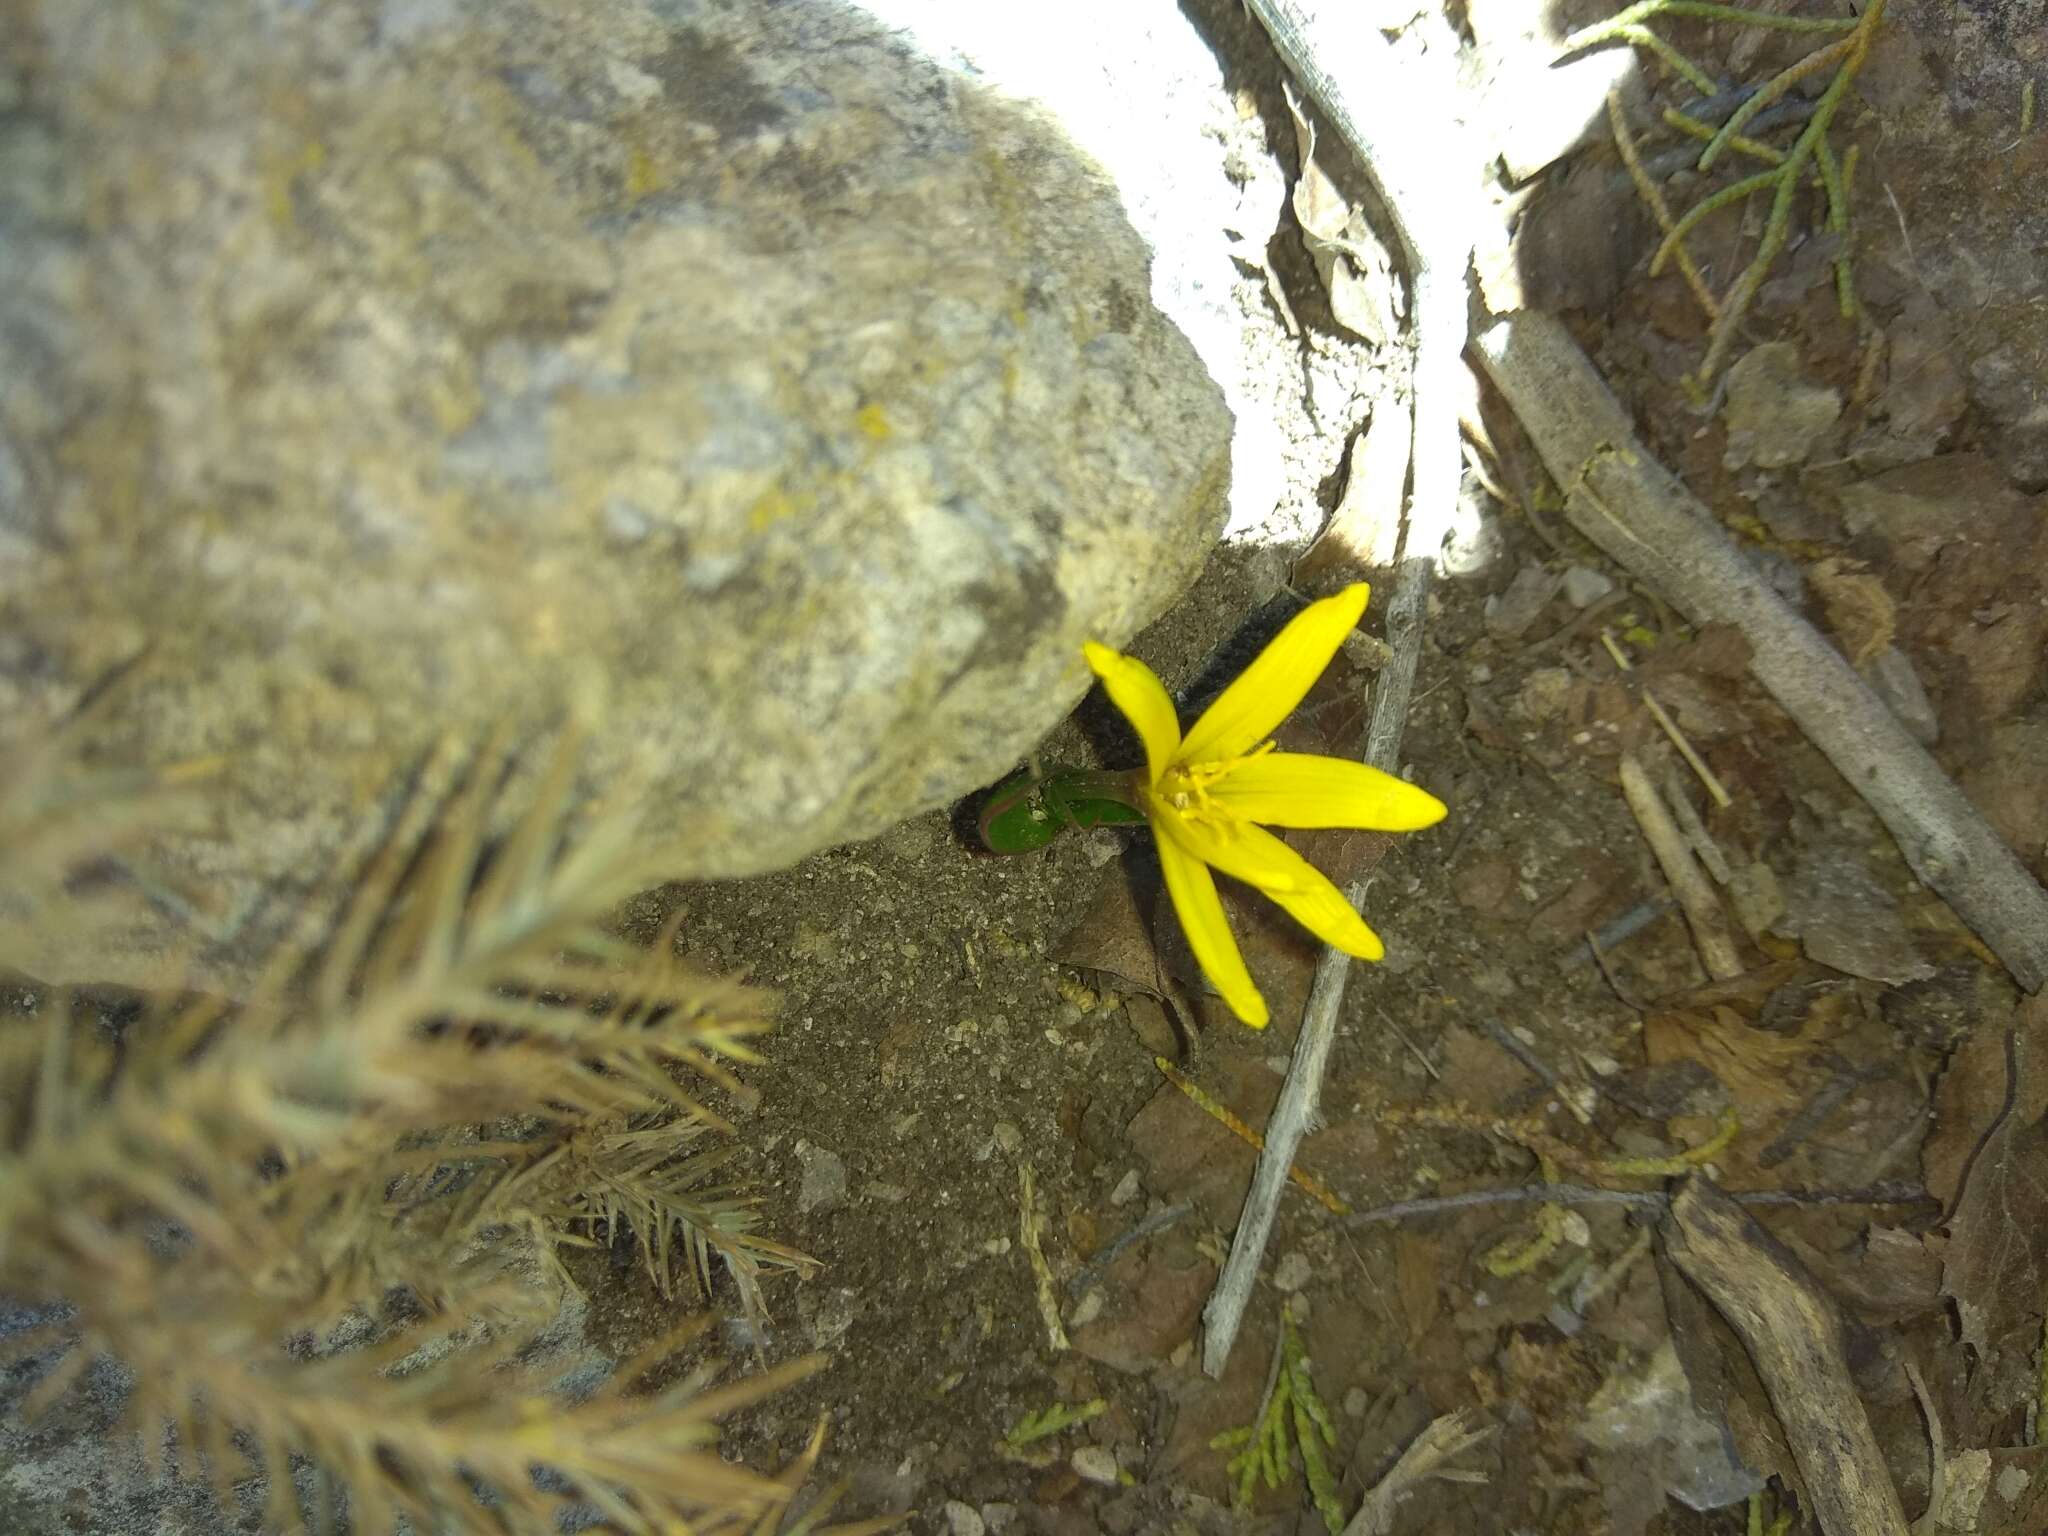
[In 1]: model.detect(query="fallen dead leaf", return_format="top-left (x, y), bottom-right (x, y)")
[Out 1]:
top-left (1069, 1233), bottom-right (1216, 1375)
top-left (1643, 1003), bottom-right (1817, 1121)
top-left (1960, 714), bottom-right (2048, 879)
top-left (1924, 1022), bottom-right (2013, 1207)
top-left (1395, 1230), bottom-right (1444, 1345)
top-left (1951, 604), bottom-right (2048, 724)
top-left (1941, 995), bottom-right (2048, 1356)
top-left (1807, 556), bottom-right (1896, 664)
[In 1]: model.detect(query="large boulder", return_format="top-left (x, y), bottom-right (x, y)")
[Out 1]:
top-left (0, 0), bottom-right (1229, 986)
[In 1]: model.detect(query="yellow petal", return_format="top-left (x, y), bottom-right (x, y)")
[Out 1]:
top-left (1156, 806), bottom-right (1312, 893)
top-left (1210, 753), bottom-right (1448, 831)
top-left (1155, 826), bottom-right (1268, 1028)
top-left (1160, 813), bottom-right (1384, 960)
top-left (1262, 871), bottom-right (1385, 962)
top-left (1084, 641), bottom-right (1181, 787)
top-left (1179, 583), bottom-right (1369, 765)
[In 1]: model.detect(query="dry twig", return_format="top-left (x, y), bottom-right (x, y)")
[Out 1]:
top-left (1474, 310), bottom-right (2048, 993)
top-left (1618, 750), bottom-right (1744, 980)
top-left (1206, 0), bottom-right (1481, 1382)
top-left (1341, 1410), bottom-right (1494, 1536)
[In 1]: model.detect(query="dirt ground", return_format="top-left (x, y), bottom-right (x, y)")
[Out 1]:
top-left (578, 6), bottom-right (2048, 1536)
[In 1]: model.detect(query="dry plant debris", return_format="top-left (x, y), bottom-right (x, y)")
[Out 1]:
top-left (1568, 0), bottom-right (1886, 387)
top-left (1209, 1305), bottom-right (1344, 1531)
top-left (1940, 997), bottom-right (2048, 1358)
top-left (0, 728), bottom-right (839, 1535)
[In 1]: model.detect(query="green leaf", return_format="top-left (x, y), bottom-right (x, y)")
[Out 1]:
top-left (1043, 781), bottom-right (1145, 830)
top-left (977, 771), bottom-right (1062, 854)
top-left (977, 769), bottom-right (1143, 854)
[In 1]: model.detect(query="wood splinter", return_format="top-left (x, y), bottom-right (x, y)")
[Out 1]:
top-left (1618, 750), bottom-right (1743, 980)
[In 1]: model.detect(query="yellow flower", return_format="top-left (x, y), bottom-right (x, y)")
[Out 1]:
top-left (1083, 583), bottom-right (1446, 1029)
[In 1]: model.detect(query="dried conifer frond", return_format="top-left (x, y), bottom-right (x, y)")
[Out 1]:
top-left (1, 730), bottom-right (829, 1535)
top-left (78, 1257), bottom-right (821, 1536)
top-left (2, 734), bottom-right (772, 1268)
top-left (0, 668), bottom-right (220, 937)
top-left (543, 1119), bottom-right (819, 1324)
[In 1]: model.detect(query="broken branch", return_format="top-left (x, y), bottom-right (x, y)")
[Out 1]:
top-left (1662, 1175), bottom-right (1909, 1536)
top-left (1618, 750), bottom-right (1744, 980)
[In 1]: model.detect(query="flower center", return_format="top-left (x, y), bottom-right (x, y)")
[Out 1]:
top-left (1154, 741), bottom-right (1275, 827)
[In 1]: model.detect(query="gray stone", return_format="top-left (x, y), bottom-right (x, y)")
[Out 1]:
top-left (1271, 1250), bottom-right (1312, 1293)
top-left (798, 1285), bottom-right (858, 1350)
top-left (1561, 565), bottom-right (1615, 609)
top-left (1070, 1445), bottom-right (1121, 1486)
top-left (1067, 1288), bottom-right (1105, 1328)
top-left (1721, 342), bottom-right (1840, 470)
top-left (0, 0), bottom-right (1228, 989)
top-left (795, 1140), bottom-right (848, 1215)
top-left (943, 1500), bottom-right (986, 1536)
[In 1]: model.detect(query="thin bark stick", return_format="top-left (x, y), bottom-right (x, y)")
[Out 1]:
top-left (1203, 0), bottom-right (1479, 1378)
top-left (1662, 1175), bottom-right (1909, 1536)
top-left (1618, 750), bottom-right (1743, 980)
top-left (1474, 310), bottom-right (2048, 993)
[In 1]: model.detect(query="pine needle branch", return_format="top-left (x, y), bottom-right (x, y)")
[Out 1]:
top-left (1, 726), bottom-right (824, 1534)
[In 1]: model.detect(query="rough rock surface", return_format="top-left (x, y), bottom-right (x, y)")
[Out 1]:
top-left (0, 0), bottom-right (1229, 985)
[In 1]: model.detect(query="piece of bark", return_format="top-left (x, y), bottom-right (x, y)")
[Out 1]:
top-left (1662, 1175), bottom-right (1909, 1536)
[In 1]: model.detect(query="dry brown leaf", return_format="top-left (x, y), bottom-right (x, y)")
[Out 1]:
top-left (1808, 557), bottom-right (1896, 664)
top-left (1395, 1231), bottom-right (1444, 1345)
top-left (1924, 1023), bottom-right (2013, 1207)
top-left (1643, 1004), bottom-right (1816, 1118)
top-left (1941, 995), bottom-right (2048, 1355)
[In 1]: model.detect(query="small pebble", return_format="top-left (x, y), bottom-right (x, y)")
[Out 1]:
top-left (982, 1504), bottom-right (1020, 1535)
top-left (1272, 1250), bottom-right (1313, 1293)
top-left (992, 1121), bottom-right (1023, 1155)
top-left (1344, 1387), bottom-right (1370, 1418)
top-left (1109, 1168), bottom-right (1142, 1206)
top-left (1513, 666), bottom-right (1575, 724)
top-left (1071, 1446), bottom-right (1121, 1486)
top-left (1069, 1289), bottom-right (1106, 1328)
top-left (1082, 827), bottom-right (1124, 868)
top-left (943, 1500), bottom-right (985, 1536)
top-left (795, 1141), bottom-right (848, 1214)
top-left (1561, 565), bottom-right (1614, 608)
